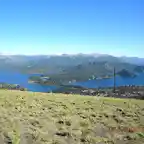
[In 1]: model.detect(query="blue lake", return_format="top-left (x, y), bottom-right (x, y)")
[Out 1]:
top-left (73, 74), bottom-right (144, 88)
top-left (0, 71), bottom-right (144, 92)
top-left (0, 71), bottom-right (58, 92)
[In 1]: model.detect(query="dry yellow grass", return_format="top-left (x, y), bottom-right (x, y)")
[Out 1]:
top-left (0, 90), bottom-right (144, 144)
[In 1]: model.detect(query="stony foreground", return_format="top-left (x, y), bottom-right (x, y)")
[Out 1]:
top-left (54, 85), bottom-right (144, 100)
top-left (0, 90), bottom-right (144, 144)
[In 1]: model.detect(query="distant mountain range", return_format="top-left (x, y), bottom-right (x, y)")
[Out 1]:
top-left (0, 54), bottom-right (144, 82)
top-left (1, 53), bottom-right (144, 64)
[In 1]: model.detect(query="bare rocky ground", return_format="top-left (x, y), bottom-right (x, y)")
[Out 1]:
top-left (54, 85), bottom-right (144, 100)
top-left (105, 86), bottom-right (144, 99)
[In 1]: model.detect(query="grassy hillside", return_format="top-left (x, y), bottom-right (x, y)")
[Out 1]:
top-left (0, 90), bottom-right (144, 144)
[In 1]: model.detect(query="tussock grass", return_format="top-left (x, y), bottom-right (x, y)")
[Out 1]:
top-left (0, 90), bottom-right (144, 144)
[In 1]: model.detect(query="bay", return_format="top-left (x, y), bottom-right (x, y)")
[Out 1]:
top-left (0, 71), bottom-right (144, 92)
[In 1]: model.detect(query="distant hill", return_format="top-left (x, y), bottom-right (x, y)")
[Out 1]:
top-left (117, 69), bottom-right (136, 78)
top-left (120, 56), bottom-right (144, 66)
top-left (0, 54), bottom-right (144, 82)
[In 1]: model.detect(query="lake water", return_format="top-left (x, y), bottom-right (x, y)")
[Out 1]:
top-left (0, 71), bottom-right (58, 92)
top-left (73, 73), bottom-right (144, 88)
top-left (0, 71), bottom-right (144, 92)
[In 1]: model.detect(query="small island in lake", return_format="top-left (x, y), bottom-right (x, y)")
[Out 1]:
top-left (117, 69), bottom-right (137, 78)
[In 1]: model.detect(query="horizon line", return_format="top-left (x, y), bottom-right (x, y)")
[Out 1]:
top-left (0, 52), bottom-right (144, 58)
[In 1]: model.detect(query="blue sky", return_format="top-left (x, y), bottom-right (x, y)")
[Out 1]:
top-left (0, 0), bottom-right (143, 57)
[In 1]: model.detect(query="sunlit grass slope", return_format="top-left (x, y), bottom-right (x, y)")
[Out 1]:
top-left (0, 90), bottom-right (144, 144)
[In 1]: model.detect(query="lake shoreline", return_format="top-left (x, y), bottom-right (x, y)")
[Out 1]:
top-left (1, 71), bottom-right (144, 97)
top-left (0, 83), bottom-right (27, 91)
top-left (1, 80), bottom-right (144, 100)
